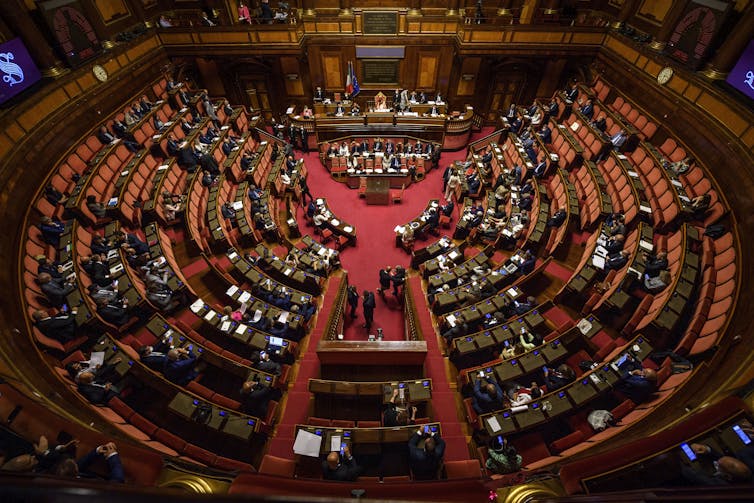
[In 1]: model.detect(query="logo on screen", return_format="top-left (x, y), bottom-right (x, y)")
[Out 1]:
top-left (0, 53), bottom-right (24, 87)
top-left (745, 71), bottom-right (754, 91)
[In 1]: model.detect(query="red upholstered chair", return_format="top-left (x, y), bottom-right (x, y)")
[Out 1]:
top-left (215, 455), bottom-right (254, 472)
top-left (184, 443), bottom-right (218, 466)
top-left (130, 413), bottom-right (159, 437)
top-left (357, 177), bottom-right (367, 198)
top-left (154, 428), bottom-right (187, 452)
top-left (357, 420), bottom-right (381, 428)
top-left (330, 419), bottom-right (355, 428)
top-left (610, 399), bottom-right (636, 421)
top-left (383, 475), bottom-right (411, 482)
top-left (550, 430), bottom-right (586, 453)
top-left (444, 459), bottom-right (482, 479)
top-left (307, 417), bottom-right (332, 427)
top-left (259, 454), bottom-right (296, 477)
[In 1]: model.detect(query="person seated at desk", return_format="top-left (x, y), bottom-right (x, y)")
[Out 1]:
top-left (314, 86), bottom-right (324, 101)
top-left (338, 141), bottom-right (349, 157)
top-left (251, 350), bottom-right (281, 376)
top-left (590, 115), bottom-right (607, 133)
top-left (335, 102), bottom-right (345, 116)
top-left (322, 445), bottom-right (361, 482)
top-left (325, 144), bottom-right (337, 157)
top-left (612, 353), bottom-right (657, 404)
top-left (428, 104), bottom-right (440, 116)
top-left (350, 102), bottom-right (360, 115)
top-left (678, 439), bottom-right (754, 487)
top-left (472, 376), bottom-right (506, 414)
top-left (543, 363), bottom-right (576, 391)
top-left (385, 139), bottom-right (395, 156)
top-left (485, 436), bottom-right (522, 475)
top-left (373, 137), bottom-right (384, 152)
top-left (643, 251), bottom-right (668, 278)
top-left (239, 377), bottom-right (274, 418)
top-left (76, 361), bottom-right (122, 405)
top-left (389, 154), bottom-right (401, 172)
top-left (301, 105), bottom-right (313, 118)
top-left (407, 156), bottom-right (418, 181)
top-left (580, 98), bottom-right (594, 120)
top-left (409, 429), bottom-right (445, 480)
top-left (401, 225), bottom-right (415, 250)
top-left (688, 193), bottom-right (711, 218)
top-left (164, 347), bottom-right (199, 385)
top-left (384, 388), bottom-right (417, 426)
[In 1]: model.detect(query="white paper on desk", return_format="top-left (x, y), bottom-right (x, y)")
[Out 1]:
top-left (331, 435), bottom-right (342, 452)
top-left (627, 170), bottom-right (639, 178)
top-left (89, 351), bottom-right (105, 368)
top-left (618, 154), bottom-right (628, 160)
top-left (226, 285), bottom-right (239, 296)
top-left (570, 122), bottom-right (579, 132)
top-left (502, 229), bottom-right (513, 237)
top-left (232, 201), bottom-right (243, 211)
top-left (679, 195), bottom-right (690, 203)
top-left (294, 429), bottom-right (323, 458)
top-left (446, 314), bottom-right (457, 327)
top-left (235, 323), bottom-right (248, 334)
top-left (671, 179), bottom-right (682, 187)
top-left (577, 318), bottom-right (593, 335)
top-left (639, 240), bottom-right (653, 251)
top-left (506, 288), bottom-right (518, 297)
top-left (343, 226), bottom-right (353, 233)
top-left (592, 255), bottom-right (606, 269)
top-left (639, 204), bottom-right (652, 214)
top-left (121, 170), bottom-right (129, 176)
top-left (228, 251), bottom-right (238, 260)
top-left (190, 299), bottom-right (204, 313)
top-left (157, 164), bottom-right (169, 171)
top-left (331, 219), bottom-right (340, 226)
top-left (283, 268), bottom-right (292, 276)
top-left (318, 247), bottom-right (327, 256)
top-left (448, 251), bottom-right (460, 260)
top-left (278, 311), bottom-right (289, 324)
top-left (221, 321), bottom-right (231, 332)
top-left (486, 416), bottom-right (502, 433)
top-left (252, 310), bottom-right (263, 323)
top-left (204, 310), bottom-right (215, 321)
top-left (238, 291), bottom-right (252, 303)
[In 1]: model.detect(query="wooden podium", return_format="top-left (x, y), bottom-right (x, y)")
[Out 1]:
top-left (366, 177), bottom-right (390, 205)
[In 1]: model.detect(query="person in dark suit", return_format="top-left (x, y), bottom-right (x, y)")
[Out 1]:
top-left (96, 126), bottom-right (116, 146)
top-left (383, 388), bottom-right (417, 426)
top-left (679, 443), bottom-right (752, 486)
top-left (260, 0), bottom-right (273, 21)
top-left (643, 251), bottom-right (669, 278)
top-left (547, 209), bottom-right (567, 228)
top-left (76, 361), bottom-right (121, 405)
top-left (164, 348), bottom-right (199, 385)
top-left (543, 363), bottom-right (575, 391)
top-left (378, 267), bottom-right (392, 296)
top-left (39, 217), bottom-right (66, 246)
top-left (605, 250), bottom-right (629, 271)
top-left (239, 378), bottom-right (273, 417)
top-left (252, 350), bottom-right (281, 375)
top-left (166, 135), bottom-right (181, 157)
top-left (391, 265), bottom-right (406, 296)
top-left (32, 310), bottom-right (76, 342)
top-left (347, 285), bottom-right (359, 319)
top-left (580, 99), bottom-right (594, 120)
top-left (362, 290), bottom-right (376, 331)
top-left (615, 353), bottom-right (657, 404)
top-left (72, 443), bottom-right (125, 483)
top-left (37, 256), bottom-right (63, 279)
top-left (565, 83), bottom-right (579, 102)
top-left (96, 297), bottom-right (131, 327)
top-left (38, 273), bottom-right (74, 308)
top-left (538, 124), bottom-right (552, 144)
top-left (313, 86), bottom-right (324, 101)
top-left (322, 445), bottom-right (361, 481)
top-left (137, 340), bottom-right (170, 371)
top-left (473, 377), bottom-right (506, 415)
top-left (520, 254), bottom-right (537, 275)
top-left (409, 430), bottom-right (446, 480)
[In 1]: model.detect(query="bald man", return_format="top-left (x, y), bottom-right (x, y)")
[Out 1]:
top-left (321, 445), bottom-right (361, 481)
top-left (409, 429), bottom-right (445, 480)
top-left (615, 353), bottom-right (657, 404)
top-left (680, 443), bottom-right (752, 486)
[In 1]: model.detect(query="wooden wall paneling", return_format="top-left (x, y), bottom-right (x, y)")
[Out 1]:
top-left (455, 56), bottom-right (481, 96)
top-left (280, 56), bottom-right (305, 96)
top-left (195, 57), bottom-right (227, 96)
top-left (321, 52), bottom-right (344, 91)
top-left (535, 57), bottom-right (568, 98)
top-left (637, 0), bottom-right (673, 24)
top-left (79, 0), bottom-right (134, 41)
top-left (417, 52), bottom-right (440, 90)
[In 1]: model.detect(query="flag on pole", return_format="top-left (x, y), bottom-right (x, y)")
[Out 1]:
top-left (345, 61), bottom-right (353, 96)
top-left (351, 61), bottom-right (360, 97)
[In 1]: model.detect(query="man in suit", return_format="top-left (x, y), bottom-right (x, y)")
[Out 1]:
top-left (32, 310), bottom-right (76, 342)
top-left (96, 298), bottom-right (131, 327)
top-left (313, 86), bottom-right (324, 101)
top-left (605, 250), bottom-right (630, 271)
top-left (610, 129), bottom-right (628, 150)
top-left (322, 445), bottom-right (361, 481)
top-left (72, 442), bottom-right (125, 483)
top-left (38, 273), bottom-right (74, 308)
top-left (615, 354), bottom-right (657, 404)
top-left (538, 124), bottom-right (552, 144)
top-left (239, 378), bottom-right (273, 417)
top-left (76, 360), bottom-right (121, 405)
top-left (543, 363), bottom-right (576, 391)
top-left (373, 138), bottom-right (383, 152)
top-left (166, 135), bottom-right (181, 157)
top-left (347, 285), bottom-right (359, 319)
top-left (252, 350), bottom-right (281, 376)
top-left (580, 99), bottom-right (594, 120)
top-left (39, 217), bottom-right (66, 246)
top-left (473, 376), bottom-right (506, 414)
top-left (138, 340), bottom-right (170, 371)
top-left (385, 140), bottom-right (395, 155)
top-left (679, 443), bottom-right (752, 486)
top-left (409, 429), bottom-right (446, 480)
top-left (164, 347), bottom-right (199, 385)
top-left (362, 290), bottom-right (376, 331)
top-left (565, 83), bottom-right (579, 102)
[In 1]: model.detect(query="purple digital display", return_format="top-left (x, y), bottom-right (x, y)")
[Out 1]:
top-left (726, 39), bottom-right (754, 101)
top-left (0, 38), bottom-right (42, 105)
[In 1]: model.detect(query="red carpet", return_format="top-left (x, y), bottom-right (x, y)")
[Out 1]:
top-left (545, 260), bottom-right (574, 283)
top-left (295, 128), bottom-right (492, 341)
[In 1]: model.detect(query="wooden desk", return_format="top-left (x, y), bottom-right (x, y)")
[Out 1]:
top-left (366, 177), bottom-right (390, 205)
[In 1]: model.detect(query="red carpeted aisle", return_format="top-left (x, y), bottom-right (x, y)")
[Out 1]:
top-left (269, 129), bottom-right (495, 460)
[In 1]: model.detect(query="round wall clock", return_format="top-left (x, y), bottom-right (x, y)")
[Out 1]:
top-left (93, 64), bottom-right (108, 82)
top-left (657, 67), bottom-right (674, 85)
